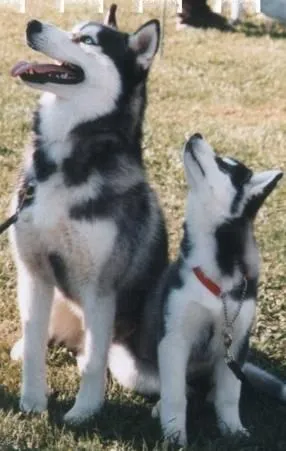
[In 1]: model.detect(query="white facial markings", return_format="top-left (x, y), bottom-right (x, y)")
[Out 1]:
top-left (222, 157), bottom-right (238, 166)
top-left (183, 137), bottom-right (245, 225)
top-left (78, 23), bottom-right (101, 43)
top-left (71, 21), bottom-right (90, 34)
top-left (20, 20), bottom-right (122, 124)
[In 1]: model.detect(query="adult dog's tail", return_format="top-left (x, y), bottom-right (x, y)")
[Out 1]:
top-left (108, 343), bottom-right (160, 395)
top-left (243, 362), bottom-right (286, 402)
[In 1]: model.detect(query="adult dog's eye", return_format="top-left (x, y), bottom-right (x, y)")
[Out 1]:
top-left (81, 36), bottom-right (95, 45)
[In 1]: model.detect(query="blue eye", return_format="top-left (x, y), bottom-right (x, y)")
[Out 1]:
top-left (81, 36), bottom-right (94, 45)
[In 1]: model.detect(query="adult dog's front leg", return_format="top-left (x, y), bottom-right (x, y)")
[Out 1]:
top-left (17, 264), bottom-right (53, 413)
top-left (158, 334), bottom-right (189, 446)
top-left (213, 358), bottom-right (248, 436)
top-left (64, 290), bottom-right (115, 423)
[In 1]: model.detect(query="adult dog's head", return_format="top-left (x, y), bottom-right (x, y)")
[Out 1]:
top-left (11, 11), bottom-right (160, 112)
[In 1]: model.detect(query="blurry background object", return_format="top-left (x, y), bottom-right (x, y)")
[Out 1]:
top-left (260, 0), bottom-right (286, 23)
top-left (213, 0), bottom-right (286, 24)
top-left (178, 0), bottom-right (232, 29)
top-left (213, 0), bottom-right (261, 24)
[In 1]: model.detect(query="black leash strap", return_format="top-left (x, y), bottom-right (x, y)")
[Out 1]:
top-left (0, 213), bottom-right (19, 234)
top-left (226, 358), bottom-right (252, 387)
top-left (226, 356), bottom-right (286, 416)
top-left (224, 334), bottom-right (266, 394)
top-left (0, 183), bottom-right (35, 236)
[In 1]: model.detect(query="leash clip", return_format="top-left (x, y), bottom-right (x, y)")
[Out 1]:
top-left (224, 347), bottom-right (234, 365)
top-left (223, 327), bottom-right (233, 349)
top-left (223, 326), bottom-right (234, 364)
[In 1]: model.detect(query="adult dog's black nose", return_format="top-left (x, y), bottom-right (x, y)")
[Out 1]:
top-left (27, 20), bottom-right (43, 37)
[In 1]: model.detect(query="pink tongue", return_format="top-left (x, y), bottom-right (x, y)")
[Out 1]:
top-left (11, 61), bottom-right (67, 77)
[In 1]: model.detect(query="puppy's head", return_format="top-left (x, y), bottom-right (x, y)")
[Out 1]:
top-left (183, 133), bottom-right (283, 223)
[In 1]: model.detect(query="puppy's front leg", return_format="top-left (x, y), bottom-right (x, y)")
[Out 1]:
top-left (213, 358), bottom-right (248, 436)
top-left (158, 334), bottom-right (190, 446)
top-left (18, 264), bottom-right (54, 413)
top-left (64, 289), bottom-right (115, 423)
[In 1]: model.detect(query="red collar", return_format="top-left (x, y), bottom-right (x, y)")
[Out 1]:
top-left (193, 266), bottom-right (221, 297)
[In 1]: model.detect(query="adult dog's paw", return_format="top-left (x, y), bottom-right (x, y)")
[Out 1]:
top-left (20, 391), bottom-right (47, 414)
top-left (10, 338), bottom-right (24, 361)
top-left (63, 405), bottom-right (97, 425)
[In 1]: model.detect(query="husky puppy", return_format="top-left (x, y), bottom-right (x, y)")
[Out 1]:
top-left (109, 134), bottom-right (285, 445)
top-left (9, 15), bottom-right (168, 424)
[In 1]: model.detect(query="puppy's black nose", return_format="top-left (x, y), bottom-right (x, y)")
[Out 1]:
top-left (191, 132), bottom-right (203, 140)
top-left (27, 20), bottom-right (43, 36)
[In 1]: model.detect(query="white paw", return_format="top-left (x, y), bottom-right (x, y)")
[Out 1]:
top-left (151, 400), bottom-right (160, 418)
top-left (161, 411), bottom-right (187, 447)
top-left (10, 338), bottom-right (24, 361)
top-left (20, 391), bottom-right (47, 413)
top-left (163, 425), bottom-right (187, 447)
top-left (63, 402), bottom-right (101, 424)
top-left (219, 420), bottom-right (249, 437)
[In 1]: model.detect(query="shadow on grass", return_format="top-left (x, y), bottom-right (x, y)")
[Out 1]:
top-left (185, 348), bottom-right (286, 450)
top-left (1, 349), bottom-right (286, 450)
top-left (47, 395), bottom-right (163, 450)
top-left (0, 384), bottom-right (19, 414)
top-left (180, 16), bottom-right (286, 40)
top-left (236, 21), bottom-right (286, 39)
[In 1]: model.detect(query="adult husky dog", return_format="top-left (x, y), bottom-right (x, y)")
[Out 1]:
top-left (9, 15), bottom-right (168, 423)
top-left (109, 134), bottom-right (285, 445)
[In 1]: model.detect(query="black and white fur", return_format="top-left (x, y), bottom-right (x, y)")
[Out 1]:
top-left (109, 134), bottom-right (285, 445)
top-left (9, 16), bottom-right (168, 424)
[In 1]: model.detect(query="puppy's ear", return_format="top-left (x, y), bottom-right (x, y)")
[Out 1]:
top-left (104, 4), bottom-right (118, 29)
top-left (129, 20), bottom-right (160, 70)
top-left (244, 170), bottom-right (283, 218)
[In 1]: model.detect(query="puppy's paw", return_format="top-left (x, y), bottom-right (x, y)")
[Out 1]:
top-left (163, 426), bottom-right (187, 447)
top-left (219, 420), bottom-right (249, 437)
top-left (20, 391), bottom-right (47, 414)
top-left (10, 338), bottom-right (24, 361)
top-left (161, 415), bottom-right (187, 446)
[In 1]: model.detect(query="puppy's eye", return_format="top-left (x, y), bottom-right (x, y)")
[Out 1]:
top-left (80, 36), bottom-right (95, 45)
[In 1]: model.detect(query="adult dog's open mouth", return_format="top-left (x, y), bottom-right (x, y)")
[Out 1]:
top-left (11, 60), bottom-right (84, 84)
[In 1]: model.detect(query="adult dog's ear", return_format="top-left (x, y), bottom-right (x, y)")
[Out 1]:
top-left (129, 20), bottom-right (160, 70)
top-left (244, 170), bottom-right (283, 218)
top-left (104, 4), bottom-right (118, 29)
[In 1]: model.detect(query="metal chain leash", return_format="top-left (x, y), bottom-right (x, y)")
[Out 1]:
top-left (221, 277), bottom-right (248, 363)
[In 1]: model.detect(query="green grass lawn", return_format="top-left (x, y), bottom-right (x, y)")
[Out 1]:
top-left (0, 1), bottom-right (286, 449)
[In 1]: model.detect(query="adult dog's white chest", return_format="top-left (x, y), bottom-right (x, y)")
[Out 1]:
top-left (10, 174), bottom-right (117, 286)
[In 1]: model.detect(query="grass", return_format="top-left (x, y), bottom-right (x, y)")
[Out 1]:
top-left (0, 1), bottom-right (286, 449)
